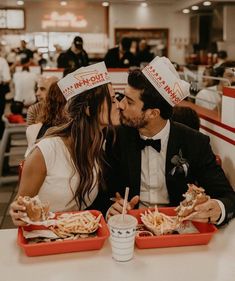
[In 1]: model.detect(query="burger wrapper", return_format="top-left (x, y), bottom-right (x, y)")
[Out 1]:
top-left (20, 212), bottom-right (56, 227)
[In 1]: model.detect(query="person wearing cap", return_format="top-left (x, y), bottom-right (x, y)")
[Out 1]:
top-left (9, 62), bottom-right (120, 226)
top-left (106, 56), bottom-right (235, 225)
top-left (57, 36), bottom-right (89, 69)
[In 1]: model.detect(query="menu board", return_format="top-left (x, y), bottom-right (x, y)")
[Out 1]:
top-left (0, 9), bottom-right (24, 29)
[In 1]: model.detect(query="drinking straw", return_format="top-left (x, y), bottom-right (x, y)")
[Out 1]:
top-left (122, 187), bottom-right (129, 220)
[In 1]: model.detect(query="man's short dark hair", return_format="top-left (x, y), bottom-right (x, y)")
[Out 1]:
top-left (128, 69), bottom-right (173, 120)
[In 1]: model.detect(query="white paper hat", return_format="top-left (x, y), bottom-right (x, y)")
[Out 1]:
top-left (57, 62), bottom-right (111, 101)
top-left (142, 56), bottom-right (190, 106)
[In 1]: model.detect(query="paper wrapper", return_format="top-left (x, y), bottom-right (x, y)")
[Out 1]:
top-left (20, 212), bottom-right (56, 227)
top-left (22, 229), bottom-right (59, 239)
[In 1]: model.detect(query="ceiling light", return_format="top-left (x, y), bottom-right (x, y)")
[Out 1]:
top-left (182, 9), bottom-right (190, 14)
top-left (203, 1), bottom-right (212, 6)
top-left (102, 1), bottom-right (109, 7)
top-left (17, 0), bottom-right (24, 5)
top-left (191, 5), bottom-right (199, 11)
top-left (60, 1), bottom-right (67, 6)
top-left (141, 2), bottom-right (148, 8)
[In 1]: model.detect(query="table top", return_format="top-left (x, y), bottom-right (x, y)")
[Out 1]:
top-left (1, 221), bottom-right (235, 281)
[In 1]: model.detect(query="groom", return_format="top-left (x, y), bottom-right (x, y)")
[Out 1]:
top-left (106, 56), bottom-right (235, 225)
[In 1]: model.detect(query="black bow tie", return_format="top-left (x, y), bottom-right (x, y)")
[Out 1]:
top-left (139, 138), bottom-right (161, 152)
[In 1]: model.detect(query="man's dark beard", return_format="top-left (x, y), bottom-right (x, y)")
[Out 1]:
top-left (120, 112), bottom-right (148, 129)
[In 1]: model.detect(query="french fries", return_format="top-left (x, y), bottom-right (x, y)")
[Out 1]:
top-left (50, 211), bottom-right (102, 239)
top-left (140, 206), bottom-right (176, 235)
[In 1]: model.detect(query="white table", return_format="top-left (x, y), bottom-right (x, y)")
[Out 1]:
top-left (1, 221), bottom-right (235, 281)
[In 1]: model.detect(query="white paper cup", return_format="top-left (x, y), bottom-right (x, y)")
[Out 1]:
top-left (108, 214), bottom-right (138, 262)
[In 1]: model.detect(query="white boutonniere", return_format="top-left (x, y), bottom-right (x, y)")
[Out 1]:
top-left (170, 149), bottom-right (189, 177)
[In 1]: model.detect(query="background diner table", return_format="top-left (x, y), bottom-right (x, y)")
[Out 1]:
top-left (1, 220), bottom-right (235, 281)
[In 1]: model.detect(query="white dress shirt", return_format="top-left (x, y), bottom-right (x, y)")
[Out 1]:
top-left (140, 120), bottom-right (170, 207)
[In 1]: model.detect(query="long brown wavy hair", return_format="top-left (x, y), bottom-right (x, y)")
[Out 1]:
top-left (46, 83), bottom-right (114, 209)
top-left (37, 82), bottom-right (68, 125)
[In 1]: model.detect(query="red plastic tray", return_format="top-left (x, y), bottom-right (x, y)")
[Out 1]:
top-left (128, 207), bottom-right (217, 249)
top-left (17, 210), bottom-right (109, 257)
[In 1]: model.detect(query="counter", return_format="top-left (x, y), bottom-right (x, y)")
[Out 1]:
top-left (1, 220), bottom-right (235, 281)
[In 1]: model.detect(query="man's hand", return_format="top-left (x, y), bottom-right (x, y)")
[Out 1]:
top-left (183, 199), bottom-right (221, 224)
top-left (107, 192), bottom-right (139, 220)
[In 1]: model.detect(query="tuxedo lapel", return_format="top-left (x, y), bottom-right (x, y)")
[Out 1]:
top-left (165, 122), bottom-right (182, 177)
top-left (165, 122), bottom-right (191, 205)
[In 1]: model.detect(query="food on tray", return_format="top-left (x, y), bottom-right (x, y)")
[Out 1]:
top-left (27, 232), bottom-right (98, 244)
top-left (17, 195), bottom-right (49, 221)
top-left (49, 211), bottom-right (102, 238)
top-left (175, 184), bottom-right (210, 219)
top-left (140, 206), bottom-right (176, 235)
top-left (136, 230), bottom-right (154, 237)
top-left (21, 211), bottom-right (103, 243)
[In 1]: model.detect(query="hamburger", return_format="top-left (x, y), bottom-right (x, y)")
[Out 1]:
top-left (175, 184), bottom-right (210, 219)
top-left (17, 195), bottom-right (50, 222)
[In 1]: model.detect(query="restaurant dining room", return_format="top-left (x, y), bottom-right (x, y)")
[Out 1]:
top-left (0, 0), bottom-right (235, 280)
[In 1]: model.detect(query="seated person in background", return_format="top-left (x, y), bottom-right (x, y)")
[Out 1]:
top-left (221, 62), bottom-right (235, 86)
top-left (106, 56), bottom-right (235, 225)
top-left (26, 76), bottom-right (58, 125)
top-left (6, 101), bottom-right (25, 124)
top-left (196, 64), bottom-right (235, 110)
top-left (104, 37), bottom-right (138, 68)
top-left (13, 66), bottom-right (38, 107)
top-left (171, 106), bottom-right (200, 131)
top-left (195, 66), bottom-right (222, 110)
top-left (10, 62), bottom-right (120, 226)
top-left (136, 39), bottom-right (154, 67)
top-left (25, 82), bottom-right (68, 156)
top-left (214, 50), bottom-right (228, 68)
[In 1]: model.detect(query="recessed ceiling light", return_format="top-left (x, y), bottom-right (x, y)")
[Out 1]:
top-left (182, 8), bottom-right (190, 14)
top-left (102, 1), bottom-right (109, 7)
top-left (191, 5), bottom-right (199, 11)
top-left (141, 2), bottom-right (148, 8)
top-left (60, 1), bottom-right (67, 6)
top-left (17, 0), bottom-right (24, 5)
top-left (203, 1), bottom-right (212, 6)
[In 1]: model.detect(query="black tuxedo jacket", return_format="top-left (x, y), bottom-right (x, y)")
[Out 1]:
top-left (105, 121), bottom-right (235, 223)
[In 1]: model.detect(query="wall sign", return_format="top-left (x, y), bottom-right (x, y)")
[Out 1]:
top-left (0, 9), bottom-right (24, 29)
top-left (42, 12), bottom-right (87, 29)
